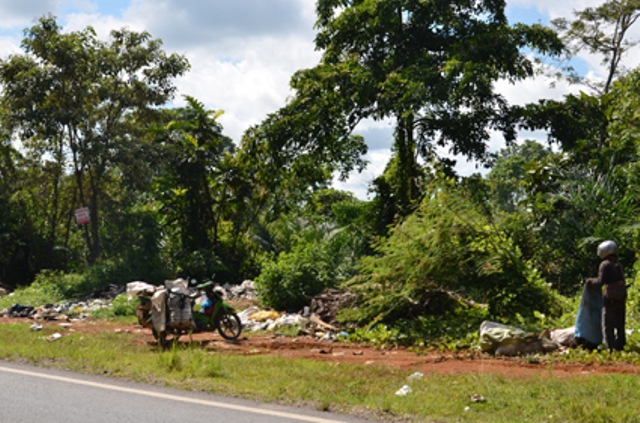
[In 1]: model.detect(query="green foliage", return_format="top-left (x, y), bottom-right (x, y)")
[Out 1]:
top-left (343, 177), bottom-right (563, 329)
top-left (0, 16), bottom-right (189, 265)
top-left (151, 97), bottom-right (234, 254)
top-left (256, 236), bottom-right (351, 311)
top-left (254, 189), bottom-right (369, 311)
top-left (312, 0), bottom-right (564, 165)
top-left (0, 271), bottom-right (68, 308)
top-left (111, 294), bottom-right (137, 317)
top-left (520, 158), bottom-right (640, 294)
top-left (82, 258), bottom-right (166, 296)
top-left (518, 92), bottom-right (609, 163)
top-left (170, 249), bottom-right (222, 282)
top-left (486, 140), bottom-right (553, 212)
top-left (551, 0), bottom-right (640, 94)
top-left (349, 303), bottom-right (487, 349)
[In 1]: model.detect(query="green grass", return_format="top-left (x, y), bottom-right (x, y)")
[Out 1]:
top-left (1, 321), bottom-right (640, 422)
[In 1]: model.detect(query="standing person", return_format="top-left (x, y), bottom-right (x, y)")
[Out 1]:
top-left (586, 240), bottom-right (627, 352)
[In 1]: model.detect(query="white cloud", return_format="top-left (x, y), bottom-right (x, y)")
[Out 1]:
top-left (333, 149), bottom-right (391, 200)
top-left (114, 0), bottom-right (320, 143)
top-left (0, 36), bottom-right (20, 55)
top-left (508, 0), bottom-right (603, 19)
top-left (1, 0), bottom-right (637, 199)
top-left (63, 13), bottom-right (135, 36)
top-left (0, 0), bottom-right (59, 28)
top-left (123, 0), bottom-right (315, 51)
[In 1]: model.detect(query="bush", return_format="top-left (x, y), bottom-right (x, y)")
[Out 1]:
top-left (111, 293), bottom-right (137, 316)
top-left (0, 270), bottom-right (70, 309)
top-left (255, 214), bottom-right (362, 311)
top-left (82, 259), bottom-right (168, 295)
top-left (256, 243), bottom-right (334, 311)
top-left (343, 178), bottom-right (564, 330)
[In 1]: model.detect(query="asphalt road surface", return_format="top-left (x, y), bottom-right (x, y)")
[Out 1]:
top-left (0, 361), bottom-right (372, 423)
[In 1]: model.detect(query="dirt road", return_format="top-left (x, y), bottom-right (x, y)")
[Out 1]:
top-left (9, 317), bottom-right (640, 379)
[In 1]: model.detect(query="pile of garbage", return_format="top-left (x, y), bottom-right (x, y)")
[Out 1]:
top-left (221, 280), bottom-right (257, 301)
top-left (0, 279), bottom-right (359, 343)
top-left (309, 288), bottom-right (357, 328)
top-left (0, 299), bottom-right (114, 321)
top-left (479, 321), bottom-right (576, 356)
top-left (236, 305), bottom-right (347, 340)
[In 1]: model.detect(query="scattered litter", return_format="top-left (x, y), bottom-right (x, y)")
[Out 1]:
top-left (407, 372), bottom-right (424, 381)
top-left (464, 406), bottom-right (471, 412)
top-left (237, 306), bottom-right (261, 324)
top-left (30, 323), bottom-right (43, 331)
top-left (310, 313), bottom-right (339, 332)
top-left (6, 303), bottom-right (35, 318)
top-left (126, 281), bottom-right (157, 300)
top-left (395, 385), bottom-right (412, 396)
top-left (471, 393), bottom-right (486, 403)
top-left (47, 333), bottom-right (62, 342)
top-left (542, 326), bottom-right (576, 348)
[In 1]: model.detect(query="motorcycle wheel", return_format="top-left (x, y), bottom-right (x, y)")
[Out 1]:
top-left (216, 311), bottom-right (242, 340)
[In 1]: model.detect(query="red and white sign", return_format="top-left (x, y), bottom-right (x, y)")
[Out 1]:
top-left (75, 207), bottom-right (90, 225)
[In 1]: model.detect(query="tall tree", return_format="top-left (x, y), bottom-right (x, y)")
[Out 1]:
top-left (0, 16), bottom-right (189, 264)
top-left (271, 0), bottom-right (563, 214)
top-left (552, 0), bottom-right (640, 94)
top-left (151, 97), bottom-right (236, 279)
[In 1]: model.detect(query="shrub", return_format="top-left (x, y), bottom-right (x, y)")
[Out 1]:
top-left (0, 270), bottom-right (69, 308)
top-left (255, 220), bottom-right (361, 311)
top-left (255, 243), bottom-right (334, 311)
top-left (342, 178), bottom-right (564, 330)
top-left (111, 293), bottom-right (137, 316)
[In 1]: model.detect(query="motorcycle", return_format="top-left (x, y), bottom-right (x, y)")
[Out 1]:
top-left (135, 278), bottom-right (242, 345)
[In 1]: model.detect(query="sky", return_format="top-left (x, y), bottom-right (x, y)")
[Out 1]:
top-left (0, 0), bottom-right (638, 199)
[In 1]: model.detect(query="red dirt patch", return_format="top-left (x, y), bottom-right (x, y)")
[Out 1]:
top-left (7, 317), bottom-right (640, 378)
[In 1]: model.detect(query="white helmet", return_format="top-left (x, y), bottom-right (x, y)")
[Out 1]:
top-left (597, 240), bottom-right (617, 259)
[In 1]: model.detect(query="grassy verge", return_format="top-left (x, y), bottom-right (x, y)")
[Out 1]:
top-left (0, 321), bottom-right (639, 422)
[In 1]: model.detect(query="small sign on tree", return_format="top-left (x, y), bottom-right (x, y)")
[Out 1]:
top-left (75, 207), bottom-right (90, 226)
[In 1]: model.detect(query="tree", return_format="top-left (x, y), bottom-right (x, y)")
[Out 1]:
top-left (151, 97), bottom-right (236, 279)
top-left (282, 0), bottom-right (563, 212)
top-left (552, 0), bottom-right (640, 94)
top-left (486, 140), bottom-right (553, 212)
top-left (0, 16), bottom-right (189, 264)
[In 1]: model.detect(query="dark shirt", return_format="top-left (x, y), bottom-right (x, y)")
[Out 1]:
top-left (586, 257), bottom-right (625, 287)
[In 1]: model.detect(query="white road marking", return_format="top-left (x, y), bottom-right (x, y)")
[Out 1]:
top-left (0, 365), bottom-right (345, 423)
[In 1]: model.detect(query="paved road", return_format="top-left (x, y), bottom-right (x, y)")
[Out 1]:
top-left (0, 362), bottom-right (371, 423)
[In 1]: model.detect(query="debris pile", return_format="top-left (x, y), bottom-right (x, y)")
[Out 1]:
top-left (479, 321), bottom-right (575, 356)
top-left (309, 288), bottom-right (357, 327)
top-left (222, 280), bottom-right (257, 300)
top-left (1, 299), bottom-right (114, 321)
top-left (89, 284), bottom-right (125, 299)
top-left (0, 281), bottom-right (351, 343)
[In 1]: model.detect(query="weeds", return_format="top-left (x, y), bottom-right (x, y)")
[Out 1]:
top-left (2, 320), bottom-right (640, 422)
